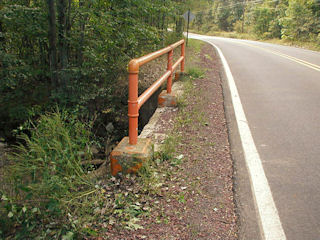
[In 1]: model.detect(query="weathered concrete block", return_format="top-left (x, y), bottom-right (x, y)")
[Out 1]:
top-left (110, 137), bottom-right (153, 176)
top-left (158, 90), bottom-right (177, 108)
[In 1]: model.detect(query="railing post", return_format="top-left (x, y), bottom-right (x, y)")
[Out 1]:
top-left (128, 60), bottom-right (139, 145)
top-left (167, 49), bottom-right (173, 94)
top-left (181, 41), bottom-right (185, 73)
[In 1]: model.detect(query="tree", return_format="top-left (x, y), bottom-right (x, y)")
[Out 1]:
top-left (251, 6), bottom-right (274, 37)
top-left (47, 0), bottom-right (58, 89)
top-left (280, 0), bottom-right (319, 41)
top-left (195, 11), bottom-right (204, 31)
top-left (215, 0), bottom-right (232, 31)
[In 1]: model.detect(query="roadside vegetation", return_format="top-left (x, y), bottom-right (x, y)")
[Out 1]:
top-left (189, 0), bottom-right (320, 51)
top-left (0, 36), bottom-right (204, 239)
top-left (0, 0), bottom-right (195, 238)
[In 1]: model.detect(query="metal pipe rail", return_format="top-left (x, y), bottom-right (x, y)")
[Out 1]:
top-left (128, 39), bottom-right (185, 145)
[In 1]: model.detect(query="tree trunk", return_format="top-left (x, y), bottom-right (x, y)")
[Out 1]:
top-left (66, 0), bottom-right (72, 63)
top-left (0, 21), bottom-right (4, 43)
top-left (176, 17), bottom-right (183, 35)
top-left (47, 0), bottom-right (59, 89)
top-left (242, 0), bottom-right (248, 33)
top-left (78, 0), bottom-right (85, 65)
top-left (0, 2), bottom-right (3, 43)
top-left (0, 20), bottom-right (3, 69)
top-left (57, 0), bottom-right (68, 88)
top-left (162, 0), bottom-right (166, 30)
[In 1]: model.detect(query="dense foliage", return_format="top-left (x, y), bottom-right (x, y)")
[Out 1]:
top-left (0, 0), bottom-right (187, 139)
top-left (190, 0), bottom-right (320, 43)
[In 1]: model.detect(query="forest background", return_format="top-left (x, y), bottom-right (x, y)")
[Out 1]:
top-left (191, 0), bottom-right (320, 49)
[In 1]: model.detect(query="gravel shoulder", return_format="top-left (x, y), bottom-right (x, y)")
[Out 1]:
top-left (166, 41), bottom-right (238, 239)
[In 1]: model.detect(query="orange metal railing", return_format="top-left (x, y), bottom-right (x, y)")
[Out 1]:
top-left (128, 39), bottom-right (185, 145)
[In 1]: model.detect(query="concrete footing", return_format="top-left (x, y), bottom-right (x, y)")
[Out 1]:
top-left (158, 90), bottom-right (177, 108)
top-left (110, 137), bottom-right (153, 176)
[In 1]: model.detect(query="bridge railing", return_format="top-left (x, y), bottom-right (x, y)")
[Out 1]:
top-left (127, 39), bottom-right (185, 145)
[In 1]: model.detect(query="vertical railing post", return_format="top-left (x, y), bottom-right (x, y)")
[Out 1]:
top-left (128, 60), bottom-right (139, 145)
top-left (167, 48), bottom-right (173, 94)
top-left (181, 40), bottom-right (185, 73)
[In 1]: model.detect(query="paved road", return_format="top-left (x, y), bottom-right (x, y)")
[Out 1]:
top-left (189, 33), bottom-right (320, 240)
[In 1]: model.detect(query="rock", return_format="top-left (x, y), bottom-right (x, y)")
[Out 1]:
top-left (90, 145), bottom-right (99, 155)
top-left (105, 122), bottom-right (114, 133)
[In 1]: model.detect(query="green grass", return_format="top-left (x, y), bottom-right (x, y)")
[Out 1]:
top-left (187, 39), bottom-right (204, 53)
top-left (157, 135), bottom-right (178, 161)
top-left (156, 38), bottom-right (205, 160)
top-left (264, 38), bottom-right (320, 52)
top-left (186, 66), bottom-right (205, 79)
top-left (206, 30), bottom-right (256, 40)
top-left (0, 109), bottom-right (98, 239)
top-left (190, 29), bottom-right (320, 52)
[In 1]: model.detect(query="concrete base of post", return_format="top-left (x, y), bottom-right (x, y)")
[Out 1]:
top-left (110, 137), bottom-right (153, 176)
top-left (158, 90), bottom-right (177, 108)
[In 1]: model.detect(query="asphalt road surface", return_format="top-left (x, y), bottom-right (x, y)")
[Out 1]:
top-left (189, 33), bottom-right (320, 240)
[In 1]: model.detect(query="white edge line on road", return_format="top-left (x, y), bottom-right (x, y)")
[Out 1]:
top-left (191, 36), bottom-right (287, 240)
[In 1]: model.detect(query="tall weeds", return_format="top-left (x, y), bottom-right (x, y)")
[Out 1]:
top-left (0, 110), bottom-right (97, 238)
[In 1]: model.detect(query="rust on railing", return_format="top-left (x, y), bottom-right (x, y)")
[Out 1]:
top-left (128, 39), bottom-right (185, 145)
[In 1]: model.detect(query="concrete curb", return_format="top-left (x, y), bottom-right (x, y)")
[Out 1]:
top-left (140, 81), bottom-right (184, 152)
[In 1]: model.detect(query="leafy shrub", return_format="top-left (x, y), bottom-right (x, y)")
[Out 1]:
top-left (163, 31), bottom-right (184, 47)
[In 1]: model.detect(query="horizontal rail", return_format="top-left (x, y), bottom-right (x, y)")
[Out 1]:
top-left (138, 70), bottom-right (171, 108)
top-left (170, 39), bottom-right (185, 49)
top-left (172, 56), bottom-right (184, 72)
top-left (129, 39), bottom-right (185, 70)
top-left (128, 39), bottom-right (185, 145)
top-left (134, 47), bottom-right (172, 67)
